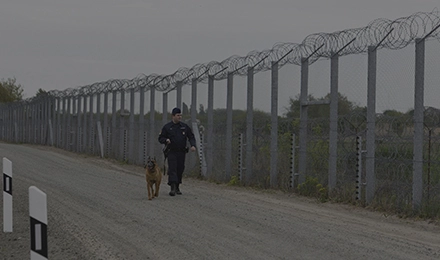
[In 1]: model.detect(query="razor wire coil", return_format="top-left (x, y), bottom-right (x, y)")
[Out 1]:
top-left (17, 9), bottom-right (440, 103)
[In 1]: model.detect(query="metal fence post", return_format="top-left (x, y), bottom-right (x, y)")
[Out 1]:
top-left (225, 72), bottom-right (233, 180)
top-left (366, 45), bottom-right (377, 204)
top-left (96, 93), bottom-right (103, 157)
top-left (139, 87), bottom-right (146, 165)
top-left (77, 97), bottom-right (82, 153)
top-left (71, 97), bottom-right (77, 151)
top-left (329, 53), bottom-right (339, 190)
top-left (128, 89), bottom-right (135, 163)
top-left (66, 97), bottom-right (72, 150)
top-left (413, 38), bottom-right (425, 210)
top-left (103, 92), bottom-right (109, 157)
top-left (162, 92), bottom-right (168, 127)
top-left (62, 98), bottom-right (67, 149)
top-left (111, 91), bottom-right (117, 159)
top-left (176, 81), bottom-right (182, 110)
top-left (207, 76), bottom-right (214, 178)
top-left (246, 66), bottom-right (254, 186)
top-left (191, 78), bottom-right (197, 124)
top-left (149, 86), bottom-right (156, 157)
top-left (270, 61), bottom-right (279, 188)
top-left (82, 95), bottom-right (88, 153)
top-left (89, 93), bottom-right (95, 154)
top-left (298, 57), bottom-right (309, 184)
top-left (120, 90), bottom-right (126, 161)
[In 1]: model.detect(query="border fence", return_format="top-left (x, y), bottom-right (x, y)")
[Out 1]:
top-left (1, 10), bottom-right (440, 215)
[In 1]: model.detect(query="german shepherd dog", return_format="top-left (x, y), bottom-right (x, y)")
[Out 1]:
top-left (145, 156), bottom-right (162, 200)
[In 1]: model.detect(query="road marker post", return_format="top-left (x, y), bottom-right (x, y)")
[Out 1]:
top-left (3, 157), bottom-right (13, 232)
top-left (29, 186), bottom-right (48, 260)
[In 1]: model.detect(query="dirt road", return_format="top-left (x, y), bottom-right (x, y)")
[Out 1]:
top-left (1, 143), bottom-right (440, 259)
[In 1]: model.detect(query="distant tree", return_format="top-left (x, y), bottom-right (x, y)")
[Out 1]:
top-left (381, 109), bottom-right (405, 118)
top-left (0, 77), bottom-right (23, 103)
top-left (284, 94), bottom-right (316, 118)
top-left (284, 92), bottom-right (356, 118)
top-left (35, 88), bottom-right (49, 97)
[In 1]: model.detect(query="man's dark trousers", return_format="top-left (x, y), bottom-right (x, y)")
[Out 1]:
top-left (167, 151), bottom-right (186, 185)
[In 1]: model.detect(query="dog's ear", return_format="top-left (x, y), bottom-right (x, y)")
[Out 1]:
top-left (153, 156), bottom-right (156, 161)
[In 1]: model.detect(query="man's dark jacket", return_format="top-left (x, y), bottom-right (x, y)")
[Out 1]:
top-left (158, 121), bottom-right (196, 152)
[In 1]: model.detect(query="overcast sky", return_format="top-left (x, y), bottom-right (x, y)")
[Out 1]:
top-left (1, 0), bottom-right (439, 110)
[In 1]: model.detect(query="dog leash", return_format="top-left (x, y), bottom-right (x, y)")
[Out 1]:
top-left (163, 157), bottom-right (167, 176)
top-left (162, 144), bottom-right (169, 176)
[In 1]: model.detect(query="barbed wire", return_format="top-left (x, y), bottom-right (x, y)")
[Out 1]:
top-left (26, 9), bottom-right (440, 102)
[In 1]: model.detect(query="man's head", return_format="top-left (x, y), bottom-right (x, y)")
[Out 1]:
top-left (172, 107), bottom-right (182, 123)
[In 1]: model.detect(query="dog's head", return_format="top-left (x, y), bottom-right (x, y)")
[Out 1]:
top-left (145, 156), bottom-right (157, 171)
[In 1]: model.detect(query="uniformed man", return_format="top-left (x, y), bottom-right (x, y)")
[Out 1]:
top-left (158, 107), bottom-right (196, 196)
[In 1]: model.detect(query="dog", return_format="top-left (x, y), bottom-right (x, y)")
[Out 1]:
top-left (144, 156), bottom-right (162, 200)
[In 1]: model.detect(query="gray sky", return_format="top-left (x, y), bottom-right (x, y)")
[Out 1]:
top-left (1, 0), bottom-right (439, 111)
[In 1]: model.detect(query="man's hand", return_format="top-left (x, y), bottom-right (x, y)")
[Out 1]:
top-left (166, 139), bottom-right (171, 144)
top-left (190, 146), bottom-right (196, 152)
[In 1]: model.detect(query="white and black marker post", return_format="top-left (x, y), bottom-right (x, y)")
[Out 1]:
top-left (3, 157), bottom-right (13, 232)
top-left (29, 186), bottom-right (48, 260)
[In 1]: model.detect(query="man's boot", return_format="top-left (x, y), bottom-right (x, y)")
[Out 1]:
top-left (176, 183), bottom-right (182, 195)
top-left (169, 183), bottom-right (176, 196)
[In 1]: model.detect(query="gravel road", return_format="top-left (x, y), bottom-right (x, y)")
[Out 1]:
top-left (1, 142), bottom-right (440, 260)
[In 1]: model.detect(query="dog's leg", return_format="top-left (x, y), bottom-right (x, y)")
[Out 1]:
top-left (154, 182), bottom-right (160, 197)
top-left (147, 183), bottom-right (153, 200)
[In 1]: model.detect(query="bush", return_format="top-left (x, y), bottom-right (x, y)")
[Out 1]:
top-left (297, 176), bottom-right (328, 202)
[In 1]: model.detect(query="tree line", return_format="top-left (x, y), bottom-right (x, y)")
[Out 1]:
top-left (0, 77), bottom-right (48, 103)
top-left (0, 77), bottom-right (419, 122)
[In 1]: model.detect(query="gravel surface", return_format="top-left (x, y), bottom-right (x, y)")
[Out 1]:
top-left (1, 142), bottom-right (440, 260)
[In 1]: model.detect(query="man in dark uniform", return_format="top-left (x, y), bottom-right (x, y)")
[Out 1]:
top-left (158, 107), bottom-right (196, 196)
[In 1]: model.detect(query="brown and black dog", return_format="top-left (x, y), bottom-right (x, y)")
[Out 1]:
top-left (145, 156), bottom-right (162, 200)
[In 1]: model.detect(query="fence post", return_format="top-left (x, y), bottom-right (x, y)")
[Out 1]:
top-left (176, 81), bottom-right (182, 110)
top-left (290, 133), bottom-right (297, 188)
top-left (83, 95), bottom-right (88, 153)
top-left (237, 133), bottom-right (243, 182)
top-left (111, 91), bottom-right (118, 158)
top-left (356, 136), bottom-right (363, 201)
top-left (120, 90), bottom-right (126, 161)
top-left (77, 96), bottom-right (83, 153)
top-left (41, 100), bottom-right (46, 144)
top-left (62, 98), bottom-right (67, 149)
top-left (225, 72), bottom-right (233, 180)
top-left (206, 76), bottom-right (214, 178)
top-left (149, 86), bottom-right (155, 157)
top-left (162, 92), bottom-right (168, 128)
top-left (328, 53), bottom-right (339, 190)
top-left (71, 97), bottom-right (77, 151)
top-left (89, 93), bottom-right (95, 154)
top-left (16, 104), bottom-right (21, 143)
top-left (366, 45), bottom-right (377, 204)
top-left (129, 89), bottom-right (135, 163)
top-left (270, 61), bottom-right (279, 188)
top-left (191, 78), bottom-right (197, 124)
top-left (245, 67), bottom-right (254, 186)
top-left (103, 92), bottom-right (109, 157)
top-left (139, 88), bottom-right (146, 165)
top-left (13, 105), bottom-right (18, 143)
top-left (193, 122), bottom-right (207, 177)
top-left (413, 38), bottom-right (425, 210)
top-left (96, 93), bottom-right (102, 154)
top-left (298, 57), bottom-right (309, 184)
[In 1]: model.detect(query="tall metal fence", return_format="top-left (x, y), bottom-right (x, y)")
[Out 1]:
top-left (1, 10), bottom-right (440, 213)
